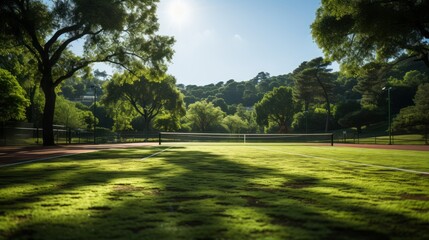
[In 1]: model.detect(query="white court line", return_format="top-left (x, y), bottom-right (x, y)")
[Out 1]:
top-left (1, 147), bottom-right (173, 168)
top-left (140, 147), bottom-right (172, 160)
top-left (252, 146), bottom-right (429, 175)
top-left (0, 153), bottom-right (81, 168)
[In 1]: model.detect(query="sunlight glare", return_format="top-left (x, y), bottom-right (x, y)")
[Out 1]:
top-left (167, 0), bottom-right (192, 28)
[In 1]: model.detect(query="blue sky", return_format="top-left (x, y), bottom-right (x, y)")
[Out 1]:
top-left (155, 0), bottom-right (334, 85)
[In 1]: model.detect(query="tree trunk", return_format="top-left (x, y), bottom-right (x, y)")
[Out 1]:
top-left (41, 77), bottom-right (56, 146)
top-left (144, 118), bottom-right (150, 141)
top-left (325, 100), bottom-right (331, 133)
top-left (278, 118), bottom-right (288, 133)
top-left (278, 124), bottom-right (288, 133)
top-left (142, 112), bottom-right (154, 142)
top-left (25, 85), bottom-right (38, 125)
top-left (315, 75), bottom-right (331, 133)
top-left (425, 124), bottom-right (428, 145)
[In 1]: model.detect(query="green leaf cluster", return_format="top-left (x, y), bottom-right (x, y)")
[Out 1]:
top-left (0, 68), bottom-right (29, 122)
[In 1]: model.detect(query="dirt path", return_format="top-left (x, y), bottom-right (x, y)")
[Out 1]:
top-left (0, 143), bottom-right (158, 167)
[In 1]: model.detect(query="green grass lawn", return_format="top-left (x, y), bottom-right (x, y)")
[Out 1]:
top-left (0, 144), bottom-right (428, 240)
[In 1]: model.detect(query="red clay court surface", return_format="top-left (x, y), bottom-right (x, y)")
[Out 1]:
top-left (0, 143), bottom-right (157, 167)
top-left (334, 143), bottom-right (429, 151)
top-left (0, 142), bottom-right (428, 167)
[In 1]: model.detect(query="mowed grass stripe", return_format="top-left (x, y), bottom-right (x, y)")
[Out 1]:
top-left (0, 144), bottom-right (428, 240)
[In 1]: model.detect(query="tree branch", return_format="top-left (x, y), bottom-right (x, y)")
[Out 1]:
top-left (44, 24), bottom-right (83, 53)
top-left (49, 26), bottom-right (93, 65)
top-left (11, 1), bottom-right (45, 60)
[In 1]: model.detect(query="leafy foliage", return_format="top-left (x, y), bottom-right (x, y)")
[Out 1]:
top-left (0, 0), bottom-right (174, 145)
top-left (393, 83), bottom-right (429, 140)
top-left (292, 57), bottom-right (335, 131)
top-left (338, 108), bottom-right (385, 133)
top-left (0, 68), bottom-right (29, 122)
top-left (103, 70), bottom-right (185, 133)
top-left (222, 115), bottom-right (247, 133)
top-left (54, 96), bottom-right (93, 129)
top-left (312, 0), bottom-right (429, 70)
top-left (255, 87), bottom-right (295, 133)
top-left (186, 100), bottom-right (225, 132)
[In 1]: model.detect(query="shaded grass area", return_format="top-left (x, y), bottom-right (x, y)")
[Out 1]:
top-left (0, 144), bottom-right (428, 240)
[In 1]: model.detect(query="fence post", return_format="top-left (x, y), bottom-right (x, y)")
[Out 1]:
top-left (1, 122), bottom-right (4, 145)
top-left (68, 128), bottom-right (71, 144)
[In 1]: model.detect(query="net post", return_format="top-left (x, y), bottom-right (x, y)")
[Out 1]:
top-left (330, 133), bottom-right (334, 146)
top-left (158, 132), bottom-right (161, 145)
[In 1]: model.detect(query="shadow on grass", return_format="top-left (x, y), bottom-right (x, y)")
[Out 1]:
top-left (0, 147), bottom-right (428, 239)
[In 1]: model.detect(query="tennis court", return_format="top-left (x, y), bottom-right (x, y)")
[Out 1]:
top-left (0, 143), bottom-right (428, 239)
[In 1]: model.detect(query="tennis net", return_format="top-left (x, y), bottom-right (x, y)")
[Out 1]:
top-left (159, 132), bottom-right (334, 146)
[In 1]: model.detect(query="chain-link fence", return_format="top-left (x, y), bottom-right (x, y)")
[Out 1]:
top-left (0, 122), bottom-right (159, 146)
top-left (333, 130), bottom-right (428, 145)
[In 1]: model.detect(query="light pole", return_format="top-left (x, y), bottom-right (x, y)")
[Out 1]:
top-left (90, 85), bottom-right (98, 144)
top-left (382, 87), bottom-right (392, 145)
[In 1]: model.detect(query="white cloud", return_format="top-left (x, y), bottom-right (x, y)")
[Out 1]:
top-left (203, 29), bottom-right (215, 37)
top-left (233, 34), bottom-right (243, 41)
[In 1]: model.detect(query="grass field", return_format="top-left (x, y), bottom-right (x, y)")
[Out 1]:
top-left (0, 144), bottom-right (428, 240)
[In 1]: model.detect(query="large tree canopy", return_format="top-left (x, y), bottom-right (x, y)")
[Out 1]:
top-left (311, 0), bottom-right (429, 70)
top-left (0, 0), bottom-right (174, 145)
top-left (255, 86), bottom-right (295, 133)
top-left (0, 68), bottom-right (29, 122)
top-left (186, 100), bottom-right (225, 132)
top-left (293, 57), bottom-right (335, 132)
top-left (103, 70), bottom-right (185, 134)
top-left (393, 83), bottom-right (429, 142)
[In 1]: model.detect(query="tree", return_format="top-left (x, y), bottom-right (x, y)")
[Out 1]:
top-left (54, 95), bottom-right (92, 129)
top-left (292, 110), bottom-right (329, 133)
top-left (338, 108), bottom-right (384, 133)
top-left (103, 70), bottom-right (185, 135)
top-left (221, 80), bottom-right (244, 105)
top-left (402, 70), bottom-right (429, 88)
top-left (153, 112), bottom-right (181, 132)
top-left (353, 62), bottom-right (388, 107)
top-left (0, 68), bottom-right (29, 122)
top-left (311, 0), bottom-right (429, 70)
top-left (292, 61), bottom-right (316, 111)
top-left (235, 104), bottom-right (259, 133)
top-left (0, 0), bottom-right (174, 145)
top-left (212, 98), bottom-right (228, 113)
top-left (293, 57), bottom-right (335, 132)
top-left (105, 100), bottom-right (136, 132)
top-left (222, 115), bottom-right (247, 133)
top-left (255, 86), bottom-right (295, 133)
top-left (393, 83), bottom-right (429, 143)
top-left (186, 100), bottom-right (225, 132)
top-left (0, 46), bottom-right (42, 124)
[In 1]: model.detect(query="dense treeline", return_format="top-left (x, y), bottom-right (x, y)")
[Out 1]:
top-left (3, 53), bottom-right (428, 136)
top-left (1, 0), bottom-right (429, 144)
